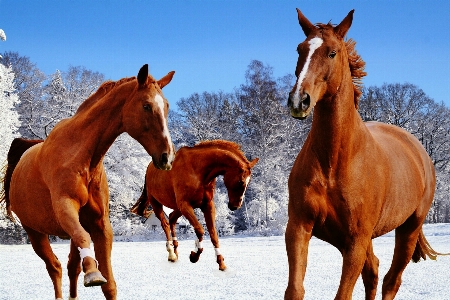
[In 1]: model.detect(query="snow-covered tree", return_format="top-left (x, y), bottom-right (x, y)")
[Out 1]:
top-left (236, 60), bottom-right (299, 228)
top-left (0, 63), bottom-right (19, 163)
top-left (0, 29), bottom-right (6, 59)
top-left (103, 134), bottom-right (151, 233)
top-left (0, 63), bottom-right (23, 243)
top-left (0, 52), bottom-right (46, 139)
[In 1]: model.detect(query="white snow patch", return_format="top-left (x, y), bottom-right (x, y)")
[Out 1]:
top-left (0, 223), bottom-right (449, 299)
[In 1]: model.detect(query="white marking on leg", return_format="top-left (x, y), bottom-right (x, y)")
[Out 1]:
top-left (194, 238), bottom-right (203, 252)
top-left (292, 37), bottom-right (323, 108)
top-left (166, 240), bottom-right (177, 261)
top-left (78, 247), bottom-right (98, 268)
top-left (214, 248), bottom-right (222, 256)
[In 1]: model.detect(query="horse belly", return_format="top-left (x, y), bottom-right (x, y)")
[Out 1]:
top-left (370, 134), bottom-right (433, 237)
top-left (9, 151), bottom-right (68, 237)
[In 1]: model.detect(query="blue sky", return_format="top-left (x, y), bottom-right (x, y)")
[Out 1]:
top-left (1, 1), bottom-right (449, 108)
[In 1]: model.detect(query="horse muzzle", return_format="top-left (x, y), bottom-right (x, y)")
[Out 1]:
top-left (288, 92), bottom-right (312, 120)
top-left (228, 198), bottom-right (244, 211)
top-left (153, 152), bottom-right (174, 171)
top-left (228, 203), bottom-right (241, 211)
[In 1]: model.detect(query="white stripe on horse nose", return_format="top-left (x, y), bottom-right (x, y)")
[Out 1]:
top-left (293, 37), bottom-right (323, 108)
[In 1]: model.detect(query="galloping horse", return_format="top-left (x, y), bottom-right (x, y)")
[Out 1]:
top-left (0, 65), bottom-right (175, 300)
top-left (285, 9), bottom-right (441, 300)
top-left (131, 140), bottom-right (258, 271)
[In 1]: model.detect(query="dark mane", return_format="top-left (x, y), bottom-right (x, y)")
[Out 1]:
top-left (75, 77), bottom-right (136, 113)
top-left (316, 23), bottom-right (367, 108)
top-left (190, 140), bottom-right (251, 164)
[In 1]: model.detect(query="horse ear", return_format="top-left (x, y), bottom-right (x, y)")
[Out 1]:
top-left (137, 64), bottom-right (149, 86)
top-left (334, 10), bottom-right (354, 39)
top-left (157, 71), bottom-right (175, 89)
top-left (249, 158), bottom-right (259, 168)
top-left (297, 8), bottom-right (315, 37)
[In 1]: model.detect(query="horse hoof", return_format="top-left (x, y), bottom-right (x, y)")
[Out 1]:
top-left (189, 251), bottom-right (200, 263)
top-left (168, 255), bottom-right (178, 262)
top-left (84, 271), bottom-right (107, 287)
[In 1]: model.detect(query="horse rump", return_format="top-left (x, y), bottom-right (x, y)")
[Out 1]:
top-left (0, 138), bottom-right (43, 221)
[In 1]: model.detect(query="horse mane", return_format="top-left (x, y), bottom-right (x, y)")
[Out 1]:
top-left (317, 23), bottom-right (367, 109)
top-left (192, 140), bottom-right (251, 164)
top-left (75, 77), bottom-right (136, 113)
top-left (345, 38), bottom-right (366, 108)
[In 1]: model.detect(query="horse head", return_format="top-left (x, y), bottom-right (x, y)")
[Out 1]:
top-left (288, 9), bottom-right (354, 119)
top-left (122, 64), bottom-right (175, 170)
top-left (223, 158), bottom-right (258, 211)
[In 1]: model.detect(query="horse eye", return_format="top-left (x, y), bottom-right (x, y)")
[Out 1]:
top-left (328, 50), bottom-right (337, 59)
top-left (143, 104), bottom-right (151, 111)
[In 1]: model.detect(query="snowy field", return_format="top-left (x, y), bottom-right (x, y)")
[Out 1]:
top-left (0, 224), bottom-right (449, 300)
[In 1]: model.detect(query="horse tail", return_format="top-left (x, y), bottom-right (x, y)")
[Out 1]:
top-left (1, 138), bottom-right (43, 221)
top-left (130, 182), bottom-right (152, 218)
top-left (411, 228), bottom-right (449, 262)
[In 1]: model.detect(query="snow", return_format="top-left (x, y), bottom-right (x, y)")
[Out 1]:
top-left (0, 224), bottom-right (449, 300)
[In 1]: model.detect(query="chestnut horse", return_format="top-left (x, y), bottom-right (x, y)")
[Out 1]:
top-left (0, 65), bottom-right (175, 300)
top-left (130, 140), bottom-right (258, 271)
top-left (285, 9), bottom-right (441, 300)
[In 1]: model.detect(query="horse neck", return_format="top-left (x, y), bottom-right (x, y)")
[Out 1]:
top-left (309, 78), bottom-right (367, 169)
top-left (68, 83), bottom-right (133, 169)
top-left (197, 148), bottom-right (243, 183)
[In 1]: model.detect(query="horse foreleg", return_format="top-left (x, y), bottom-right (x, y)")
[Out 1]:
top-left (361, 240), bottom-right (379, 300)
top-left (90, 217), bottom-right (117, 300)
top-left (23, 225), bottom-right (63, 300)
top-left (202, 201), bottom-right (226, 271)
top-left (335, 237), bottom-right (371, 300)
top-left (150, 199), bottom-right (177, 262)
top-left (53, 197), bottom-right (106, 287)
top-left (169, 210), bottom-right (182, 258)
top-left (179, 202), bottom-right (205, 263)
top-left (67, 240), bottom-right (82, 300)
top-left (284, 220), bottom-right (313, 300)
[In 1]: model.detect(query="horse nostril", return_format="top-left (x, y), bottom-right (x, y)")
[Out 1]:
top-left (301, 93), bottom-right (310, 110)
top-left (161, 153), bottom-right (168, 165)
top-left (287, 92), bottom-right (293, 107)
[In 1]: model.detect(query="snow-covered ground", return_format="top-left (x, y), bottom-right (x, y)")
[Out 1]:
top-left (0, 224), bottom-right (449, 300)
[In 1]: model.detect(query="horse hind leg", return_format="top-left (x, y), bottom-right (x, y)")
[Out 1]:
top-left (382, 218), bottom-right (422, 300)
top-left (178, 201), bottom-right (205, 264)
top-left (361, 240), bottom-right (379, 300)
top-left (169, 210), bottom-right (183, 258)
top-left (23, 225), bottom-right (63, 300)
top-left (67, 240), bottom-right (82, 300)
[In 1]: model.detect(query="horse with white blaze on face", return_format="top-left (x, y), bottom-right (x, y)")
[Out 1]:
top-left (1, 64), bottom-right (175, 300)
top-left (285, 8), bottom-right (444, 300)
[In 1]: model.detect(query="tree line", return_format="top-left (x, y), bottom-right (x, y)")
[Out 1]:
top-left (1, 52), bottom-right (449, 244)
